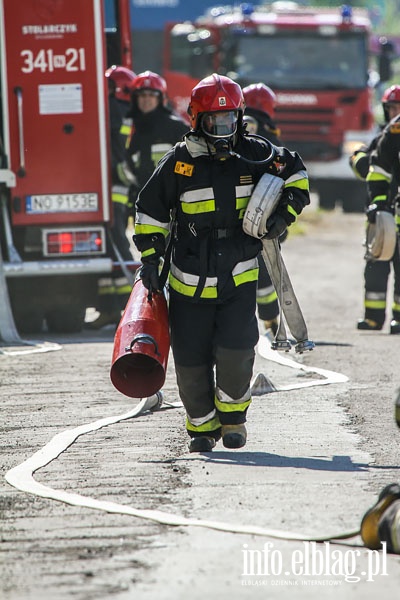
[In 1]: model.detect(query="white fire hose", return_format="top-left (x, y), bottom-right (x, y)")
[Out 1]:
top-left (364, 211), bottom-right (397, 261)
top-left (5, 393), bottom-right (360, 543)
top-left (243, 173), bottom-right (314, 353)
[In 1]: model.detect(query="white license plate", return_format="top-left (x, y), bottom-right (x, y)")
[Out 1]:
top-left (26, 193), bottom-right (98, 213)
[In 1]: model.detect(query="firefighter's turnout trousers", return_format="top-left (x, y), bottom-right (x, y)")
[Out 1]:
top-left (169, 282), bottom-right (259, 440)
top-left (363, 240), bottom-right (400, 326)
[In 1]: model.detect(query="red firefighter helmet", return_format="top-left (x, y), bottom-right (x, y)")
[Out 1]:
top-left (130, 70), bottom-right (168, 104)
top-left (382, 85), bottom-right (400, 122)
top-left (188, 73), bottom-right (245, 132)
top-left (242, 83), bottom-right (277, 119)
top-left (105, 65), bottom-right (137, 103)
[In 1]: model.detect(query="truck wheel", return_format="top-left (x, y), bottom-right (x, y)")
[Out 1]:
top-left (315, 182), bottom-right (337, 210)
top-left (13, 309), bottom-right (45, 334)
top-left (46, 305), bottom-right (86, 333)
top-left (341, 180), bottom-right (367, 213)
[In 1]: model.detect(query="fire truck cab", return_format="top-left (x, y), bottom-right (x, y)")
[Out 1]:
top-left (0, 0), bottom-right (134, 334)
top-left (163, 2), bottom-right (378, 212)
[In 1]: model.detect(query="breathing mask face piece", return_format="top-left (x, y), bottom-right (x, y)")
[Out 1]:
top-left (201, 110), bottom-right (238, 160)
top-left (201, 110), bottom-right (238, 139)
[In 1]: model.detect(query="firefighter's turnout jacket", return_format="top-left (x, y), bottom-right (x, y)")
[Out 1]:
top-left (365, 116), bottom-right (400, 325)
top-left (126, 105), bottom-right (188, 193)
top-left (135, 133), bottom-right (309, 302)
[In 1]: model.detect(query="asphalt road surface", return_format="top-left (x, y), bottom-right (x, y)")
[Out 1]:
top-left (1, 204), bottom-right (400, 599)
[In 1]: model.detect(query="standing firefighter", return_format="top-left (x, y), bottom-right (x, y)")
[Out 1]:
top-left (125, 70), bottom-right (188, 206)
top-left (89, 65), bottom-right (137, 329)
top-left (243, 82), bottom-right (283, 336)
top-left (133, 74), bottom-right (310, 452)
top-left (359, 85), bottom-right (400, 334)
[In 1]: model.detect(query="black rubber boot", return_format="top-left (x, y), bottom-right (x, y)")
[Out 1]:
top-left (360, 483), bottom-right (400, 550)
top-left (188, 436), bottom-right (216, 453)
top-left (390, 320), bottom-right (400, 334)
top-left (357, 319), bottom-right (383, 331)
top-left (221, 424), bottom-right (247, 449)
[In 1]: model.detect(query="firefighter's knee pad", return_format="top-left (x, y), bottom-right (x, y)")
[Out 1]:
top-left (215, 346), bottom-right (255, 398)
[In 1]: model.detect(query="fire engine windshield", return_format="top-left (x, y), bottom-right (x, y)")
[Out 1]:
top-left (225, 32), bottom-right (369, 90)
top-left (169, 27), bottom-right (369, 91)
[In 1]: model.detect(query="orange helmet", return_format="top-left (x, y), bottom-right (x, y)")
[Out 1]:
top-left (130, 70), bottom-right (168, 104)
top-left (105, 65), bottom-right (137, 103)
top-left (242, 83), bottom-right (277, 119)
top-left (382, 85), bottom-right (400, 122)
top-left (188, 73), bottom-right (245, 133)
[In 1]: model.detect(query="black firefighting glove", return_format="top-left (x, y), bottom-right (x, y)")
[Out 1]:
top-left (263, 213), bottom-right (288, 240)
top-left (263, 195), bottom-right (297, 239)
top-left (366, 201), bottom-right (392, 224)
top-left (133, 232), bottom-right (166, 292)
top-left (139, 258), bottom-right (160, 292)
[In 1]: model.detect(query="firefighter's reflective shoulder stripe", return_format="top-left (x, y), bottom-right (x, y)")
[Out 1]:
top-left (174, 160), bottom-right (194, 177)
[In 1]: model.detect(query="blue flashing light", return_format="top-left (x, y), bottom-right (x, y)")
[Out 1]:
top-left (341, 5), bottom-right (352, 21)
top-left (240, 3), bottom-right (254, 17)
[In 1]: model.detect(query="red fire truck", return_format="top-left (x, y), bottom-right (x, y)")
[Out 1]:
top-left (163, 2), bottom-right (379, 212)
top-left (0, 0), bottom-right (135, 334)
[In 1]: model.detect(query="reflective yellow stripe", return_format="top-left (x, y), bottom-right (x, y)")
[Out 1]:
top-left (366, 172), bottom-right (390, 182)
top-left (169, 273), bottom-right (218, 298)
top-left (214, 396), bottom-right (251, 413)
top-left (257, 290), bottom-right (278, 304)
top-left (233, 267), bottom-right (259, 287)
top-left (181, 199), bottom-right (215, 214)
top-left (236, 196), bottom-right (249, 210)
top-left (186, 415), bottom-right (221, 433)
top-left (112, 191), bottom-right (129, 205)
top-left (99, 285), bottom-right (116, 295)
top-left (392, 301), bottom-right (400, 312)
top-left (142, 248), bottom-right (156, 258)
top-left (116, 284), bottom-right (132, 295)
top-left (285, 177), bottom-right (309, 191)
top-left (365, 299), bottom-right (386, 309)
top-left (135, 223), bottom-right (169, 237)
top-left (287, 205), bottom-right (297, 219)
top-left (120, 124), bottom-right (131, 136)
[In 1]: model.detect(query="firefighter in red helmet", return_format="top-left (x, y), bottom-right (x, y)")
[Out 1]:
top-left (243, 82), bottom-right (283, 336)
top-left (125, 70), bottom-right (188, 198)
top-left (350, 84), bottom-right (400, 334)
top-left (88, 65), bottom-right (137, 330)
top-left (242, 82), bottom-right (280, 144)
top-left (133, 74), bottom-right (310, 452)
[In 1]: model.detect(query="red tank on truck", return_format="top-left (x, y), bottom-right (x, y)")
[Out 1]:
top-left (163, 2), bottom-right (392, 212)
top-left (0, 0), bottom-right (136, 334)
